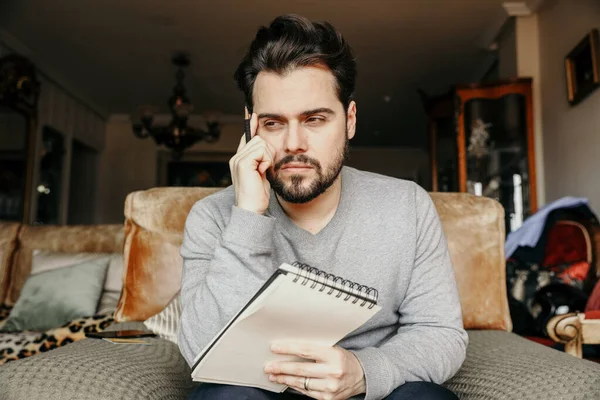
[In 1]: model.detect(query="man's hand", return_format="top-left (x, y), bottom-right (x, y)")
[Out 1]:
top-left (264, 342), bottom-right (366, 400)
top-left (229, 111), bottom-right (276, 215)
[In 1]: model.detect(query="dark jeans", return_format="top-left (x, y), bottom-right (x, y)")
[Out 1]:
top-left (187, 382), bottom-right (459, 400)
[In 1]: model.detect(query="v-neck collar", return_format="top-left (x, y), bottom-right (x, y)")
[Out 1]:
top-left (267, 167), bottom-right (353, 241)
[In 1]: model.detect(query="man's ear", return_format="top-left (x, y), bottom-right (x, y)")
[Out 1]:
top-left (346, 101), bottom-right (357, 140)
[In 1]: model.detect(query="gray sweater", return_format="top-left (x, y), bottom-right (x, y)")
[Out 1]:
top-left (178, 166), bottom-right (468, 400)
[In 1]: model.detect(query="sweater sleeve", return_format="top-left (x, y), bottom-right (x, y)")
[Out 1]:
top-left (177, 202), bottom-right (277, 367)
top-left (350, 185), bottom-right (468, 400)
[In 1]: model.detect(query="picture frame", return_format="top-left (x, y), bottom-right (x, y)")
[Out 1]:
top-left (156, 151), bottom-right (234, 188)
top-left (565, 29), bottom-right (600, 106)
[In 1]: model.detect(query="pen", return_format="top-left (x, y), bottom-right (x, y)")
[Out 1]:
top-left (244, 106), bottom-right (252, 143)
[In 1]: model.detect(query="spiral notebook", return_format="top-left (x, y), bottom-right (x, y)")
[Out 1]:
top-left (191, 262), bottom-right (381, 392)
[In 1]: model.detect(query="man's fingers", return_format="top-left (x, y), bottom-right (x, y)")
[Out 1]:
top-left (258, 143), bottom-right (276, 175)
top-left (250, 112), bottom-right (258, 139)
top-left (232, 136), bottom-right (263, 165)
top-left (258, 161), bottom-right (269, 175)
top-left (234, 111), bottom-right (274, 175)
top-left (271, 343), bottom-right (331, 362)
top-left (236, 132), bottom-right (246, 153)
top-left (265, 361), bottom-right (332, 379)
top-left (235, 138), bottom-right (272, 165)
top-left (257, 158), bottom-right (273, 176)
top-left (237, 112), bottom-right (259, 153)
top-left (268, 374), bottom-right (341, 396)
top-left (232, 144), bottom-right (273, 177)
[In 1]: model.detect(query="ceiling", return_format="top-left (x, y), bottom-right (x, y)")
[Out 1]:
top-left (0, 0), bottom-right (510, 147)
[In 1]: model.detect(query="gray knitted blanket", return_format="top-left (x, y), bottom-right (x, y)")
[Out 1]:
top-left (0, 328), bottom-right (599, 400)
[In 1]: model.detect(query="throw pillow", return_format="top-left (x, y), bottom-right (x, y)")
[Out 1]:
top-left (97, 291), bottom-right (121, 315)
top-left (0, 256), bottom-right (111, 332)
top-left (96, 254), bottom-right (123, 314)
top-left (30, 249), bottom-right (112, 275)
top-left (28, 250), bottom-right (123, 315)
top-left (143, 292), bottom-right (181, 344)
top-left (114, 187), bottom-right (221, 322)
top-left (103, 254), bottom-right (123, 293)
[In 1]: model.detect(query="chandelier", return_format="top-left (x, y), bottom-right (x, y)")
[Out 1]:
top-left (132, 53), bottom-right (220, 159)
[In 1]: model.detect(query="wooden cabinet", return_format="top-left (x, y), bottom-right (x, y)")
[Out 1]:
top-left (421, 78), bottom-right (537, 233)
top-left (0, 54), bottom-right (39, 223)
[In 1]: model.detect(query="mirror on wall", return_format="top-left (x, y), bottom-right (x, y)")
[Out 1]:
top-left (0, 54), bottom-right (40, 223)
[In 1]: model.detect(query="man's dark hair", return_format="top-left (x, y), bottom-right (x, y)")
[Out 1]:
top-left (234, 14), bottom-right (356, 113)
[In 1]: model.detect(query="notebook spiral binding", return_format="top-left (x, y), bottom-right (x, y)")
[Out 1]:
top-left (291, 262), bottom-right (379, 309)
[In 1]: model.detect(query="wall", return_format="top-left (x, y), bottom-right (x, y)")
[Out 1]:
top-left (497, 17), bottom-right (518, 79)
top-left (97, 115), bottom-right (429, 224)
top-left (494, 13), bottom-right (550, 209)
top-left (0, 40), bottom-right (106, 224)
top-left (515, 13), bottom-right (546, 207)
top-left (96, 115), bottom-right (245, 223)
top-left (68, 140), bottom-right (99, 225)
top-left (345, 147), bottom-right (429, 186)
top-left (537, 0), bottom-right (600, 212)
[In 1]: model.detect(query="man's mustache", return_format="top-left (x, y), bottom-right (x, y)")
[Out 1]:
top-left (274, 155), bottom-right (321, 172)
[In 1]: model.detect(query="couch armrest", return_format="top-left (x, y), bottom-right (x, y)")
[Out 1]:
top-left (445, 330), bottom-right (600, 400)
top-left (547, 312), bottom-right (583, 357)
top-left (0, 336), bottom-right (195, 400)
top-left (548, 312), bottom-right (600, 359)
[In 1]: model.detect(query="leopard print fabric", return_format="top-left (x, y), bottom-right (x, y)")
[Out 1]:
top-left (0, 311), bottom-right (114, 366)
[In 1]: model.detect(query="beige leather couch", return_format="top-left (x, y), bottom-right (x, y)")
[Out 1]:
top-left (0, 222), bottom-right (123, 308)
top-left (1, 189), bottom-right (599, 400)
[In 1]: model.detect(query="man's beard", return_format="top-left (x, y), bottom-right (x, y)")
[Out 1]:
top-left (267, 137), bottom-right (350, 204)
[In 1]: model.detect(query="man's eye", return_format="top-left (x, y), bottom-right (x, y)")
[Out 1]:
top-left (306, 117), bottom-right (325, 124)
top-left (264, 121), bottom-right (282, 128)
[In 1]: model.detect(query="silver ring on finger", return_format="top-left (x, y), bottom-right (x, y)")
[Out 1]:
top-left (303, 377), bottom-right (311, 391)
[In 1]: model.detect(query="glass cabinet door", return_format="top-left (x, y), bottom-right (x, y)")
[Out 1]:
top-left (457, 79), bottom-right (536, 234)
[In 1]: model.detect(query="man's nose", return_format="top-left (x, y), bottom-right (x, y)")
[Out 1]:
top-left (284, 122), bottom-right (308, 153)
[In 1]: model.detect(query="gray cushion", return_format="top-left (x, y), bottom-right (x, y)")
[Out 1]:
top-left (0, 257), bottom-right (110, 332)
top-left (0, 335), bottom-right (195, 400)
top-left (0, 330), bottom-right (599, 399)
top-left (445, 330), bottom-right (600, 399)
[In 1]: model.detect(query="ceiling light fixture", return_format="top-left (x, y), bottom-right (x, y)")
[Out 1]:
top-left (132, 52), bottom-right (220, 159)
